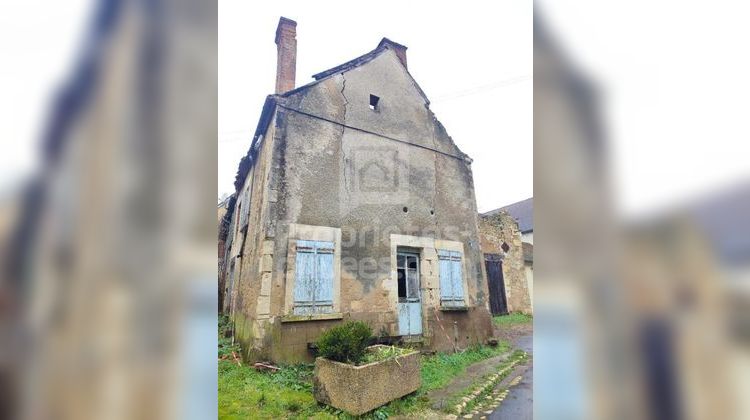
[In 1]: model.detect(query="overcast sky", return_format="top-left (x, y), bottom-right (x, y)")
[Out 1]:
top-left (6, 2), bottom-right (748, 217)
top-left (0, 0), bottom-right (90, 195)
top-left (537, 0), bottom-right (750, 217)
top-left (219, 0), bottom-right (533, 213)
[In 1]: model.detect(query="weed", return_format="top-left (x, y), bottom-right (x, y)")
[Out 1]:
top-left (360, 345), bottom-right (410, 365)
top-left (257, 392), bottom-right (267, 407)
top-left (284, 400), bottom-right (302, 412)
top-left (492, 312), bottom-right (533, 326)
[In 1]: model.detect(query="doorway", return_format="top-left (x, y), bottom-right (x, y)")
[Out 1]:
top-left (485, 253), bottom-right (508, 315)
top-left (397, 250), bottom-right (422, 336)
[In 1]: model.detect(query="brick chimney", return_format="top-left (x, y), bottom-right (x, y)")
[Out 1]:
top-left (378, 38), bottom-right (408, 69)
top-left (275, 17), bottom-right (297, 94)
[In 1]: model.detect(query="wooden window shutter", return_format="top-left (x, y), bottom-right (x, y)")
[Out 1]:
top-left (293, 240), bottom-right (334, 314)
top-left (438, 250), bottom-right (465, 306)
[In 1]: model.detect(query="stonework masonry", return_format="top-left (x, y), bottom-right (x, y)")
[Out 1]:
top-left (479, 211), bottom-right (533, 314)
top-left (221, 24), bottom-right (493, 363)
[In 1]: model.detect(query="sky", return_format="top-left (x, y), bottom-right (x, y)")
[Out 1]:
top-left (218, 0), bottom-right (533, 213)
top-left (5, 1), bottom-right (749, 217)
top-left (0, 0), bottom-right (91, 195)
top-left (537, 0), bottom-right (750, 217)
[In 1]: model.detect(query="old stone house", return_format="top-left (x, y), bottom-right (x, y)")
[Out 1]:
top-left (478, 210), bottom-right (533, 315)
top-left (220, 17), bottom-right (493, 362)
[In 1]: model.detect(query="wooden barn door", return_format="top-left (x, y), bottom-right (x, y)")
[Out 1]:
top-left (485, 253), bottom-right (508, 315)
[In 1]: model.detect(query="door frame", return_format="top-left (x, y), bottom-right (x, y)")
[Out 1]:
top-left (396, 248), bottom-right (422, 336)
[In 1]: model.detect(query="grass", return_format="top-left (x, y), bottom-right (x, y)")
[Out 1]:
top-left (218, 316), bottom-right (512, 419)
top-left (492, 312), bottom-right (533, 326)
top-left (444, 349), bottom-right (529, 414)
top-left (420, 343), bottom-right (510, 391)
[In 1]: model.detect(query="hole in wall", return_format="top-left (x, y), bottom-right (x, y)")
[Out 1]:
top-left (430, 210), bottom-right (435, 215)
top-left (402, 206), bottom-right (408, 213)
top-left (369, 94), bottom-right (380, 111)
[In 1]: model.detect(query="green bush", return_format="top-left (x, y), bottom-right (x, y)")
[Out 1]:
top-left (316, 320), bottom-right (373, 364)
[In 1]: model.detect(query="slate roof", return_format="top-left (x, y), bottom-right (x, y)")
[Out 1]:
top-left (689, 183), bottom-right (750, 266)
top-left (483, 197), bottom-right (534, 234)
top-left (311, 45), bottom-right (385, 81)
top-left (281, 38), bottom-right (430, 105)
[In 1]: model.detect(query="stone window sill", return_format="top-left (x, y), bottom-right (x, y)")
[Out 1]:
top-left (281, 312), bottom-right (344, 323)
top-left (439, 305), bottom-right (469, 312)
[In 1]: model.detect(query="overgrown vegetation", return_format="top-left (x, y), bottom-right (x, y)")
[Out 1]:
top-left (218, 314), bottom-right (240, 358)
top-left (219, 360), bottom-right (329, 419)
top-left (420, 343), bottom-right (511, 391)
top-left (360, 345), bottom-right (412, 365)
top-left (492, 312), bottom-right (533, 326)
top-left (218, 316), bottom-right (513, 419)
top-left (316, 321), bottom-right (373, 365)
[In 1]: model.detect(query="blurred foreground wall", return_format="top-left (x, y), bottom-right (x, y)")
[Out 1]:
top-left (1, 0), bottom-right (218, 419)
top-left (535, 11), bottom-right (747, 420)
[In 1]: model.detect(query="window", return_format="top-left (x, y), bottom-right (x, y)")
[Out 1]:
top-left (438, 250), bottom-right (465, 307)
top-left (397, 252), bottom-right (420, 302)
top-left (293, 240), bottom-right (334, 314)
top-left (369, 94), bottom-right (380, 111)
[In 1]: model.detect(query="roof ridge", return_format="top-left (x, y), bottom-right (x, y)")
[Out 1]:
top-left (311, 45), bottom-right (387, 80)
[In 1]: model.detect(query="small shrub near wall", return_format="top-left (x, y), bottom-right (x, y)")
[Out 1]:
top-left (316, 321), bottom-right (373, 364)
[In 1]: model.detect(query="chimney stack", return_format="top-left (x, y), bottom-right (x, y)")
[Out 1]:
top-left (378, 38), bottom-right (408, 69)
top-left (275, 17), bottom-right (297, 94)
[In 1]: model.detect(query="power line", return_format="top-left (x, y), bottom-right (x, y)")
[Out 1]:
top-left (431, 75), bottom-right (531, 102)
top-left (277, 104), bottom-right (468, 161)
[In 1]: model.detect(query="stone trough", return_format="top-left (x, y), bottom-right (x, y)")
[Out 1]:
top-left (312, 345), bottom-right (421, 415)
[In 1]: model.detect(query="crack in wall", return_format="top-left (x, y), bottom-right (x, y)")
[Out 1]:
top-left (430, 114), bottom-right (440, 230)
top-left (340, 73), bottom-right (351, 195)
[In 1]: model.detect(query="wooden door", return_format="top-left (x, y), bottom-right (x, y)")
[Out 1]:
top-left (485, 253), bottom-right (508, 315)
top-left (397, 252), bottom-right (422, 336)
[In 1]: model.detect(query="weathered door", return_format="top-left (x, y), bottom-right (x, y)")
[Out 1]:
top-left (485, 253), bottom-right (508, 315)
top-left (397, 252), bottom-right (422, 336)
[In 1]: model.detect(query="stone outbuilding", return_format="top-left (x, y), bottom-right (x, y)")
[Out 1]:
top-left (478, 210), bottom-right (533, 315)
top-left (220, 17), bottom-right (493, 362)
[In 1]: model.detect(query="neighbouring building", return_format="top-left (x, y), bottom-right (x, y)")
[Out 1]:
top-left (220, 17), bottom-right (493, 362)
top-left (485, 197), bottom-right (533, 244)
top-left (480, 198), bottom-right (533, 315)
top-left (478, 210), bottom-right (533, 315)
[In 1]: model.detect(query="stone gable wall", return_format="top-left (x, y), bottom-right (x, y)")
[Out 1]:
top-left (479, 211), bottom-right (532, 314)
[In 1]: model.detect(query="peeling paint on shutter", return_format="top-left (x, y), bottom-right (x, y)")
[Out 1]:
top-left (293, 240), bottom-right (334, 315)
top-left (451, 252), bottom-right (464, 301)
top-left (439, 250), bottom-right (454, 302)
top-left (438, 250), bottom-right (465, 306)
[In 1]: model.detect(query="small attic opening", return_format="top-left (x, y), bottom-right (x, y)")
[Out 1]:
top-left (369, 94), bottom-right (380, 111)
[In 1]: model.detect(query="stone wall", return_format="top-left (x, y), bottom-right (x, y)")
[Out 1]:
top-left (479, 211), bottom-right (533, 314)
top-left (224, 48), bottom-right (493, 362)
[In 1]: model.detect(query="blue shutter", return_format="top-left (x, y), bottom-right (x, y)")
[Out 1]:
top-left (293, 241), bottom-right (316, 315)
top-left (438, 250), bottom-right (454, 302)
top-left (438, 250), bottom-right (465, 306)
top-left (450, 252), bottom-right (464, 301)
top-left (314, 241), bottom-right (334, 313)
top-left (293, 240), bottom-right (334, 314)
